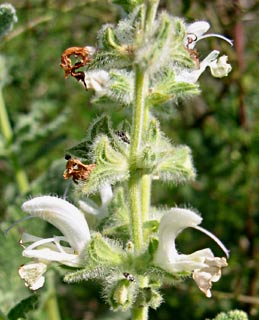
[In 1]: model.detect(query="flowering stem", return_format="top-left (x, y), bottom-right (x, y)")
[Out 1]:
top-left (132, 276), bottom-right (149, 320)
top-left (0, 88), bottom-right (29, 194)
top-left (144, 0), bottom-right (159, 32)
top-left (141, 100), bottom-right (152, 224)
top-left (128, 66), bottom-right (147, 250)
top-left (129, 2), bottom-right (159, 319)
top-left (44, 271), bottom-right (61, 320)
top-left (132, 306), bottom-right (148, 320)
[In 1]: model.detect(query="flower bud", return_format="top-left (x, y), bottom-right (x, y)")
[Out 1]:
top-left (109, 279), bottom-right (136, 311)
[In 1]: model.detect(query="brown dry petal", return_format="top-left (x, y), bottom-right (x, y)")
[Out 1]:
top-left (192, 257), bottom-right (228, 298)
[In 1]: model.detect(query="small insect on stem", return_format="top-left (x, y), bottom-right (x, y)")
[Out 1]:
top-left (115, 131), bottom-right (130, 144)
top-left (123, 272), bottom-right (135, 282)
top-left (63, 154), bottom-right (96, 184)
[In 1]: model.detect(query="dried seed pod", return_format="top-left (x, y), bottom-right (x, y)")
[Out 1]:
top-left (63, 154), bottom-right (96, 184)
top-left (60, 46), bottom-right (94, 79)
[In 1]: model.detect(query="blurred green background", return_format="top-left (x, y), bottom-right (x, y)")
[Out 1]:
top-left (0, 0), bottom-right (258, 319)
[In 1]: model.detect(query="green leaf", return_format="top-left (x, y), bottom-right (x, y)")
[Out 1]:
top-left (7, 295), bottom-right (39, 320)
top-left (98, 25), bottom-right (122, 51)
top-left (170, 17), bottom-right (195, 68)
top-left (88, 233), bottom-right (126, 266)
top-left (155, 144), bottom-right (196, 183)
top-left (64, 265), bottom-right (107, 283)
top-left (86, 114), bottom-right (113, 142)
top-left (111, 0), bottom-right (143, 14)
top-left (147, 69), bottom-right (200, 107)
top-left (136, 12), bottom-right (172, 73)
top-left (107, 70), bottom-right (134, 106)
top-left (67, 115), bottom-right (113, 160)
top-left (81, 135), bottom-right (129, 194)
top-left (66, 140), bottom-right (91, 159)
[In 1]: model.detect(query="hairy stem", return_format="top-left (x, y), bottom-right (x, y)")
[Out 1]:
top-left (144, 0), bottom-right (159, 32)
top-left (132, 306), bottom-right (148, 320)
top-left (129, 2), bottom-right (159, 320)
top-left (128, 66), bottom-right (147, 251)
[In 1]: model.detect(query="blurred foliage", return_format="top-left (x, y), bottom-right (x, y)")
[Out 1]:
top-left (0, 0), bottom-right (258, 319)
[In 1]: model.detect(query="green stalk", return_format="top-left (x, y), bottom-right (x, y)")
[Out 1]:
top-left (0, 88), bottom-right (29, 193)
top-left (129, 2), bottom-right (159, 319)
top-left (128, 66), bottom-right (147, 251)
top-left (44, 271), bottom-right (61, 320)
top-left (141, 174), bottom-right (151, 225)
top-left (141, 103), bottom-right (152, 224)
top-left (132, 306), bottom-right (148, 320)
top-left (144, 0), bottom-right (159, 32)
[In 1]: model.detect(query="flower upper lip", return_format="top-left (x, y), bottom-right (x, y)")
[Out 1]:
top-left (18, 196), bottom-right (91, 289)
top-left (22, 195), bottom-right (90, 253)
top-left (185, 21), bottom-right (233, 49)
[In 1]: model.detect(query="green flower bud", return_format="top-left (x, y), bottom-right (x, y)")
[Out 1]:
top-left (109, 279), bottom-right (136, 311)
top-left (137, 287), bottom-right (163, 310)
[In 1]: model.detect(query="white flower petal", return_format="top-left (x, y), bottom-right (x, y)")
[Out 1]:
top-left (154, 208), bottom-right (203, 272)
top-left (185, 20), bottom-right (233, 49)
top-left (22, 196), bottom-right (90, 253)
top-left (209, 55), bottom-right (232, 78)
top-left (79, 199), bottom-right (99, 216)
top-left (100, 183), bottom-right (113, 206)
top-left (186, 21), bottom-right (210, 37)
top-left (83, 70), bottom-right (109, 95)
top-left (18, 262), bottom-right (47, 290)
top-left (193, 257), bottom-right (228, 297)
top-left (175, 50), bottom-right (219, 83)
top-left (23, 247), bottom-right (84, 267)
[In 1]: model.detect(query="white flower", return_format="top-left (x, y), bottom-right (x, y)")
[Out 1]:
top-left (18, 262), bottom-right (47, 291)
top-left (153, 208), bottom-right (228, 297)
top-left (19, 196), bottom-right (91, 289)
top-left (79, 183), bottom-right (113, 219)
top-left (209, 55), bottom-right (232, 78)
top-left (185, 21), bottom-right (233, 49)
top-left (175, 50), bottom-right (220, 83)
top-left (176, 21), bottom-right (232, 83)
top-left (80, 70), bottom-right (109, 95)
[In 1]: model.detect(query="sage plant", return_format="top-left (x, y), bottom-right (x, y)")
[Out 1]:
top-left (18, 1), bottom-right (233, 319)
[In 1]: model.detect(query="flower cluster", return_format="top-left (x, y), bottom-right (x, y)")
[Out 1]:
top-left (19, 196), bottom-right (228, 298)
